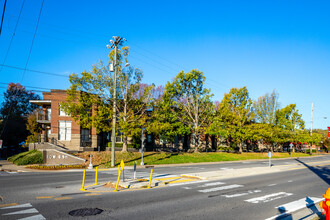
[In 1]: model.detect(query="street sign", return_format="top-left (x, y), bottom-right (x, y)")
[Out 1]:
top-left (0, 140), bottom-right (2, 148)
top-left (267, 151), bottom-right (273, 158)
top-left (120, 159), bottom-right (125, 170)
top-left (289, 143), bottom-right (293, 149)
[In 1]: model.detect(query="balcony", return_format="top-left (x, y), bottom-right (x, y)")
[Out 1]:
top-left (37, 112), bottom-right (51, 124)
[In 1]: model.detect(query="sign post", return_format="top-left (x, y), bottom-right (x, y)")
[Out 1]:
top-left (267, 151), bottom-right (273, 167)
top-left (289, 143), bottom-right (293, 157)
top-left (133, 161), bottom-right (137, 179)
top-left (88, 155), bottom-right (93, 169)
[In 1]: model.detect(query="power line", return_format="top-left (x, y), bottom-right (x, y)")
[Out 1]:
top-left (0, 82), bottom-right (51, 91)
top-left (0, 64), bottom-right (69, 78)
top-left (21, 0), bottom-right (44, 81)
top-left (0, 0), bottom-right (26, 73)
top-left (0, 0), bottom-right (7, 36)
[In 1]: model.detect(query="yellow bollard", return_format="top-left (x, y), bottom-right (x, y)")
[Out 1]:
top-left (114, 165), bottom-right (121, 192)
top-left (94, 166), bottom-right (98, 185)
top-left (80, 169), bottom-right (86, 191)
top-left (147, 169), bottom-right (153, 189)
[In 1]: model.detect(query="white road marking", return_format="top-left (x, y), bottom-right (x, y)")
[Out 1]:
top-left (268, 184), bottom-right (277, 186)
top-left (1, 203), bottom-right (32, 209)
top-left (245, 192), bottom-right (293, 204)
top-left (198, 184), bottom-right (243, 193)
top-left (265, 197), bottom-right (323, 220)
top-left (220, 168), bottom-right (233, 170)
top-left (182, 187), bottom-right (191, 189)
top-left (168, 180), bottom-right (207, 187)
top-left (3, 208), bottom-right (38, 215)
top-left (222, 190), bottom-right (261, 198)
top-left (19, 214), bottom-right (46, 220)
top-left (199, 182), bottom-right (225, 187)
top-left (288, 180), bottom-right (293, 183)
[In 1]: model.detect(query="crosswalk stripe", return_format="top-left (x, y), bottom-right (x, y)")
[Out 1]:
top-left (245, 192), bottom-right (293, 204)
top-left (18, 214), bottom-right (46, 220)
top-left (199, 182), bottom-right (225, 187)
top-left (222, 190), bottom-right (261, 198)
top-left (1, 203), bottom-right (32, 209)
top-left (198, 184), bottom-right (243, 193)
top-left (265, 197), bottom-right (323, 220)
top-left (3, 208), bottom-right (38, 215)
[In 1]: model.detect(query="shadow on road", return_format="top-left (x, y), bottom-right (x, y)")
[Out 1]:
top-left (295, 158), bottom-right (330, 185)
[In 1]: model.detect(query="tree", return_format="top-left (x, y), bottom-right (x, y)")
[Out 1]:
top-left (62, 46), bottom-right (152, 152)
top-left (25, 109), bottom-right (42, 146)
top-left (164, 70), bottom-right (213, 152)
top-left (0, 83), bottom-right (40, 120)
top-left (253, 90), bottom-right (280, 125)
top-left (216, 87), bottom-right (254, 153)
top-left (274, 104), bottom-right (305, 151)
top-left (147, 85), bottom-right (190, 150)
top-left (0, 83), bottom-right (40, 148)
top-left (253, 90), bottom-right (280, 151)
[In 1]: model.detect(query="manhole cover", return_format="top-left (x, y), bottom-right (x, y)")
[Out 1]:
top-left (69, 208), bottom-right (103, 217)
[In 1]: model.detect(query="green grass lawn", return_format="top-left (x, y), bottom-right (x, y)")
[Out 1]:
top-left (79, 151), bottom-right (313, 168)
top-left (7, 150), bottom-right (43, 165)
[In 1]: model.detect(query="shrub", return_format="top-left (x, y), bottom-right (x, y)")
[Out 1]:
top-left (7, 150), bottom-right (43, 165)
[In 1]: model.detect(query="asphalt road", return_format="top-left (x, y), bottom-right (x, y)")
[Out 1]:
top-left (0, 155), bottom-right (329, 219)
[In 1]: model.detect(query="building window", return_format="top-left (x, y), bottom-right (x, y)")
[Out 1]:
top-left (81, 129), bottom-right (90, 142)
top-left (59, 104), bottom-right (69, 116)
top-left (58, 121), bottom-right (71, 141)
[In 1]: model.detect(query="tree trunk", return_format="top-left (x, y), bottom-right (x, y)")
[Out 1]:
top-left (122, 136), bottom-right (128, 152)
top-left (238, 142), bottom-right (243, 153)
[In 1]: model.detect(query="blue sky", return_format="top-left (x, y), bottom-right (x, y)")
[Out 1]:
top-left (0, 0), bottom-right (329, 129)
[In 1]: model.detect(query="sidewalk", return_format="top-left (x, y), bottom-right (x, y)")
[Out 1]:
top-left (0, 160), bottom-right (33, 172)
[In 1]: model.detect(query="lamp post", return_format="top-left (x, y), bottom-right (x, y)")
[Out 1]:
top-left (107, 36), bottom-right (126, 167)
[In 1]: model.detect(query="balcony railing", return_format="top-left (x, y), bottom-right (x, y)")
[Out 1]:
top-left (36, 112), bottom-right (51, 123)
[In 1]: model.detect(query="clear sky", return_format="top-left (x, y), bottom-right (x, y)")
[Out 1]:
top-left (0, 0), bottom-right (329, 129)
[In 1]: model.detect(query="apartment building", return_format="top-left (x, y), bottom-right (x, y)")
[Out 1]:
top-left (29, 90), bottom-right (102, 151)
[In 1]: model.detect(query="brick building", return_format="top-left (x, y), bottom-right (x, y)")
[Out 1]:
top-left (29, 90), bottom-right (102, 151)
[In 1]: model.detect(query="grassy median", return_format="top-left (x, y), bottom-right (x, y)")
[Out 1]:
top-left (76, 151), bottom-right (315, 168)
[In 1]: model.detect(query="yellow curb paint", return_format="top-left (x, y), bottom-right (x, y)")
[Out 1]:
top-left (97, 169), bottom-right (109, 171)
top-left (85, 193), bottom-right (101, 196)
top-left (0, 203), bottom-right (18, 208)
top-left (154, 177), bottom-right (180, 181)
top-left (36, 196), bottom-right (54, 199)
top-left (167, 179), bottom-right (197, 184)
top-left (54, 197), bottom-right (72, 201)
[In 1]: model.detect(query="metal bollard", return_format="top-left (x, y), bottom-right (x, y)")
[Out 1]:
top-left (114, 165), bottom-right (121, 192)
top-left (80, 169), bottom-right (86, 191)
top-left (94, 166), bottom-right (98, 185)
top-left (147, 169), bottom-right (153, 189)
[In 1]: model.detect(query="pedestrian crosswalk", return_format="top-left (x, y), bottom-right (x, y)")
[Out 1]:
top-left (0, 203), bottom-right (45, 219)
top-left (0, 171), bottom-right (18, 176)
top-left (100, 169), bottom-right (171, 179)
top-left (181, 180), bottom-right (322, 219)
